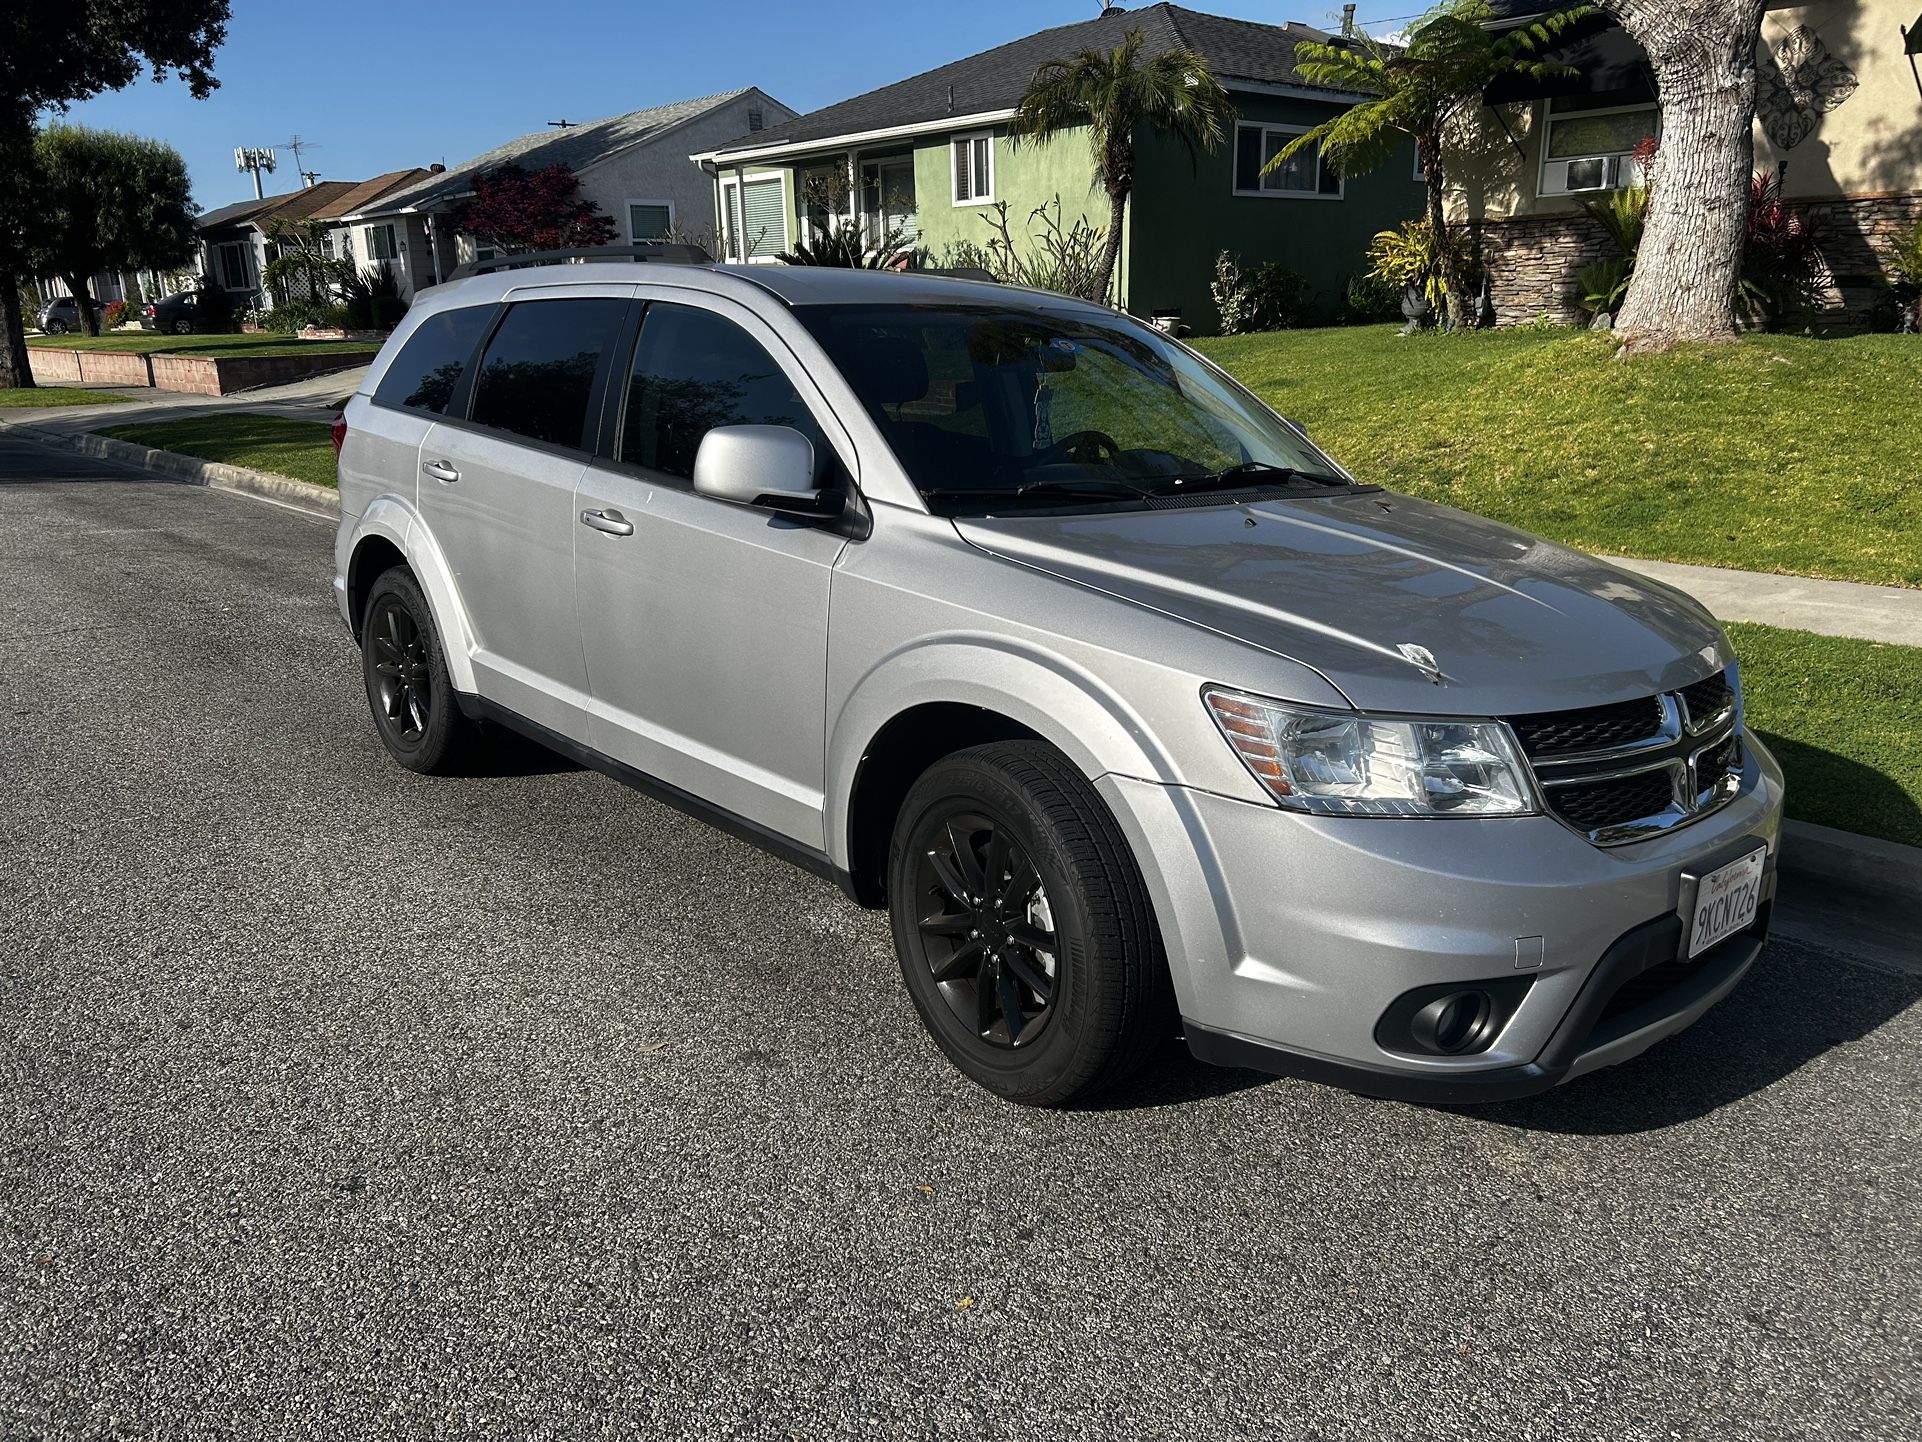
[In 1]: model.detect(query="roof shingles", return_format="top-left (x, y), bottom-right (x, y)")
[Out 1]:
top-left (713, 4), bottom-right (1358, 157)
top-left (357, 90), bottom-right (756, 215)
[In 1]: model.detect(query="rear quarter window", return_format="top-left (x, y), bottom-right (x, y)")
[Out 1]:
top-left (372, 305), bottom-right (495, 416)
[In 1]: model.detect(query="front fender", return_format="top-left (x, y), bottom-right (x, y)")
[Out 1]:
top-left (824, 633), bottom-right (1184, 872)
top-left (341, 494), bottom-right (479, 695)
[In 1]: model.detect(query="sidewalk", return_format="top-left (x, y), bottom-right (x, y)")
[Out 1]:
top-left (2, 364), bottom-right (365, 432)
top-left (1606, 554), bottom-right (1922, 648)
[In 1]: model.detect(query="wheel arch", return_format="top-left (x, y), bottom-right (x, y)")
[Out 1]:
top-left (343, 497), bottom-right (478, 694)
top-left (828, 641), bottom-right (1179, 908)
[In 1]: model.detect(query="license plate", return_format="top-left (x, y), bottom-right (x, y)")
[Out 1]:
top-left (1685, 848), bottom-right (1767, 958)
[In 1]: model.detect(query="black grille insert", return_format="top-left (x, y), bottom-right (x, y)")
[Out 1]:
top-left (1546, 768), bottom-right (1676, 833)
top-left (1681, 673), bottom-right (1734, 728)
top-left (1510, 695), bottom-right (1665, 759)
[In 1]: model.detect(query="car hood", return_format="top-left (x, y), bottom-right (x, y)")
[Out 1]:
top-left (954, 491), bottom-right (1729, 716)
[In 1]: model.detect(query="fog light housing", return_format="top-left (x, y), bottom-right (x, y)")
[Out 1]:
top-left (1376, 977), bottom-right (1534, 1058)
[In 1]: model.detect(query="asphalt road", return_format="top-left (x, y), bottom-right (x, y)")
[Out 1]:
top-left (3, 436), bottom-right (1919, 1441)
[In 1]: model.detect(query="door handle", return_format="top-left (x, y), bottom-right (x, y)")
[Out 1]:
top-left (423, 459), bottom-right (460, 483)
top-left (580, 508), bottom-right (634, 537)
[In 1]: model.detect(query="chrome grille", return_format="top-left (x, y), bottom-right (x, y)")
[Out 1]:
top-left (1509, 668), bottom-right (1743, 846)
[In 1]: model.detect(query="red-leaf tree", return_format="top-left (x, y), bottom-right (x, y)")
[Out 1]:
top-left (450, 164), bottom-right (618, 254)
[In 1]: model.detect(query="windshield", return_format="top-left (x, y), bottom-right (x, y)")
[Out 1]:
top-left (796, 302), bottom-right (1352, 514)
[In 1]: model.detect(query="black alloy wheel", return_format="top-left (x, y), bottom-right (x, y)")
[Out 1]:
top-left (888, 741), bottom-right (1175, 1106)
top-left (913, 812), bottom-right (1060, 1048)
top-left (368, 597), bottom-right (431, 743)
top-left (359, 567), bottom-right (472, 774)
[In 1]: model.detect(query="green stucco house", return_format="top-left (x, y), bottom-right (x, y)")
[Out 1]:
top-left (693, 3), bottom-right (1426, 332)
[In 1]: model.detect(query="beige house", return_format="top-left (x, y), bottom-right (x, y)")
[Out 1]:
top-left (1445, 1), bottom-right (1922, 325)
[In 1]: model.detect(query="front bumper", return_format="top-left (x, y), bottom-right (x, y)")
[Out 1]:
top-left (1098, 734), bottom-right (1785, 1103)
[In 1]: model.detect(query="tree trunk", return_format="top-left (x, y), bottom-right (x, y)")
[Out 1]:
top-left (1601, 0), bottom-right (1767, 352)
top-left (0, 273), bottom-right (31, 389)
top-left (1094, 183), bottom-right (1128, 308)
top-left (1418, 132), bottom-right (1468, 329)
top-left (65, 274), bottom-right (100, 337)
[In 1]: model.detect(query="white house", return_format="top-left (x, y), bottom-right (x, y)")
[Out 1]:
top-left (194, 169), bottom-right (434, 310)
top-left (338, 88), bottom-right (796, 292)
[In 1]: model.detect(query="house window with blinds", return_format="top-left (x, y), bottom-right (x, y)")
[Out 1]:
top-left (723, 176), bottom-right (786, 261)
top-left (951, 132), bottom-right (994, 206)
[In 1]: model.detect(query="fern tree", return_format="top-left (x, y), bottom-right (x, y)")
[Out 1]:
top-left (1271, 1), bottom-right (1588, 327)
top-left (1012, 28), bottom-right (1233, 306)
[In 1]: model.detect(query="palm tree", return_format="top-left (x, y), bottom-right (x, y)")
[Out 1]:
top-left (1269, 1), bottom-right (1588, 327)
top-left (1011, 28), bottom-right (1233, 307)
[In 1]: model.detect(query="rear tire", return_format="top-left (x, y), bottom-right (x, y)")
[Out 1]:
top-left (172, 318), bottom-right (192, 335)
top-left (887, 741), bottom-right (1175, 1106)
top-left (360, 568), bottom-right (473, 775)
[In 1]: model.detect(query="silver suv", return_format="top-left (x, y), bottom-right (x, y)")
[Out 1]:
top-left (333, 255), bottom-right (1783, 1107)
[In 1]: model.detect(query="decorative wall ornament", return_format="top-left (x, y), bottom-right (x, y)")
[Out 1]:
top-left (1756, 24), bottom-right (1861, 150)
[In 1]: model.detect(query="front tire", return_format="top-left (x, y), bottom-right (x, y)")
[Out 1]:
top-left (360, 568), bottom-right (473, 775)
top-left (45, 319), bottom-right (67, 335)
top-left (888, 741), bottom-right (1175, 1106)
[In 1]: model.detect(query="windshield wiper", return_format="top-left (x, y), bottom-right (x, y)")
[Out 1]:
top-left (923, 478), bottom-right (1152, 508)
top-left (1155, 461), bottom-right (1348, 494)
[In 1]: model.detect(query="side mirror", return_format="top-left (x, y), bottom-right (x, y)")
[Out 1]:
top-left (692, 424), bottom-right (840, 517)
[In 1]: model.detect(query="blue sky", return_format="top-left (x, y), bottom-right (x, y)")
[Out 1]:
top-left (53, 0), bottom-right (1424, 211)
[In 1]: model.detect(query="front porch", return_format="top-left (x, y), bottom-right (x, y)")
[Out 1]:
top-left (717, 150), bottom-right (921, 262)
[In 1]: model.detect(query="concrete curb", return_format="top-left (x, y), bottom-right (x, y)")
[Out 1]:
top-left (1779, 820), bottom-right (1922, 904)
top-left (4, 419), bottom-right (340, 518)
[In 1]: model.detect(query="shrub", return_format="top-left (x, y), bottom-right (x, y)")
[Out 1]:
top-left (1367, 219), bottom-right (1470, 318)
top-left (780, 219), bottom-right (909, 269)
top-left (936, 198), bottom-right (1110, 303)
top-left (101, 299), bottom-right (129, 329)
top-left (1887, 223), bottom-right (1922, 332)
top-left (1575, 256), bottom-right (1633, 320)
top-left (1210, 252), bottom-right (1309, 334)
top-left (1739, 171), bottom-right (1822, 329)
top-left (1339, 271), bottom-right (1402, 325)
top-left (1582, 186), bottom-right (1648, 261)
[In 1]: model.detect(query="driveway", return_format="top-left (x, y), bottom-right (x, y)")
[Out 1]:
top-left (3, 436), bottom-right (1919, 1441)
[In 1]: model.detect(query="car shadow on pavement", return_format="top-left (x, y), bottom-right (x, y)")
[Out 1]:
top-left (460, 724), bottom-right (585, 778)
top-left (1084, 920), bottom-right (1921, 1127)
top-left (1460, 932), bottom-right (1922, 1135)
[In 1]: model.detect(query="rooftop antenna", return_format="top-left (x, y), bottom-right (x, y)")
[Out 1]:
top-left (234, 146), bottom-right (277, 199)
top-left (281, 134), bottom-right (322, 185)
top-left (547, 119), bottom-right (575, 128)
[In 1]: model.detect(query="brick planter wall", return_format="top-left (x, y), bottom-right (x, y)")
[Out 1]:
top-left (28, 347), bottom-right (377, 396)
top-left (1470, 190), bottom-right (1922, 328)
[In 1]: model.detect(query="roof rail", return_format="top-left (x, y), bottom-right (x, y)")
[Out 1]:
top-left (447, 243), bottom-right (713, 282)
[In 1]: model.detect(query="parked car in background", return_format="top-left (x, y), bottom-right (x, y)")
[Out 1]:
top-left (140, 290), bottom-right (214, 335)
top-left (332, 254), bottom-right (1784, 1108)
top-left (35, 296), bottom-right (84, 334)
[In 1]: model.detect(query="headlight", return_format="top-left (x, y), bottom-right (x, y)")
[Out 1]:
top-left (1202, 687), bottom-right (1537, 817)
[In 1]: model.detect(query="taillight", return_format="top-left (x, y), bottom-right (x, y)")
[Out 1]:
top-left (330, 414), bottom-right (347, 455)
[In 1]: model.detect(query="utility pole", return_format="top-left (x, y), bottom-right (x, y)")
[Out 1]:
top-left (235, 146), bottom-right (277, 199)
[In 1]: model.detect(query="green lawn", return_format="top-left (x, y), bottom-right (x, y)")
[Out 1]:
top-left (28, 331), bottom-right (376, 359)
top-left (1199, 327), bottom-right (1922, 588)
top-left (97, 415), bottom-right (338, 489)
top-left (1731, 622), bottom-right (1922, 847)
top-left (0, 386), bottom-right (133, 407)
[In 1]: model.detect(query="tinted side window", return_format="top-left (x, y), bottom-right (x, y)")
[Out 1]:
top-left (621, 303), bottom-right (823, 479)
top-left (372, 305), bottom-right (494, 416)
top-left (469, 298), bottom-right (628, 449)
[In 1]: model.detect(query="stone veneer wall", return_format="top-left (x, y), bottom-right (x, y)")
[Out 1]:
top-left (1469, 190), bottom-right (1922, 328)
